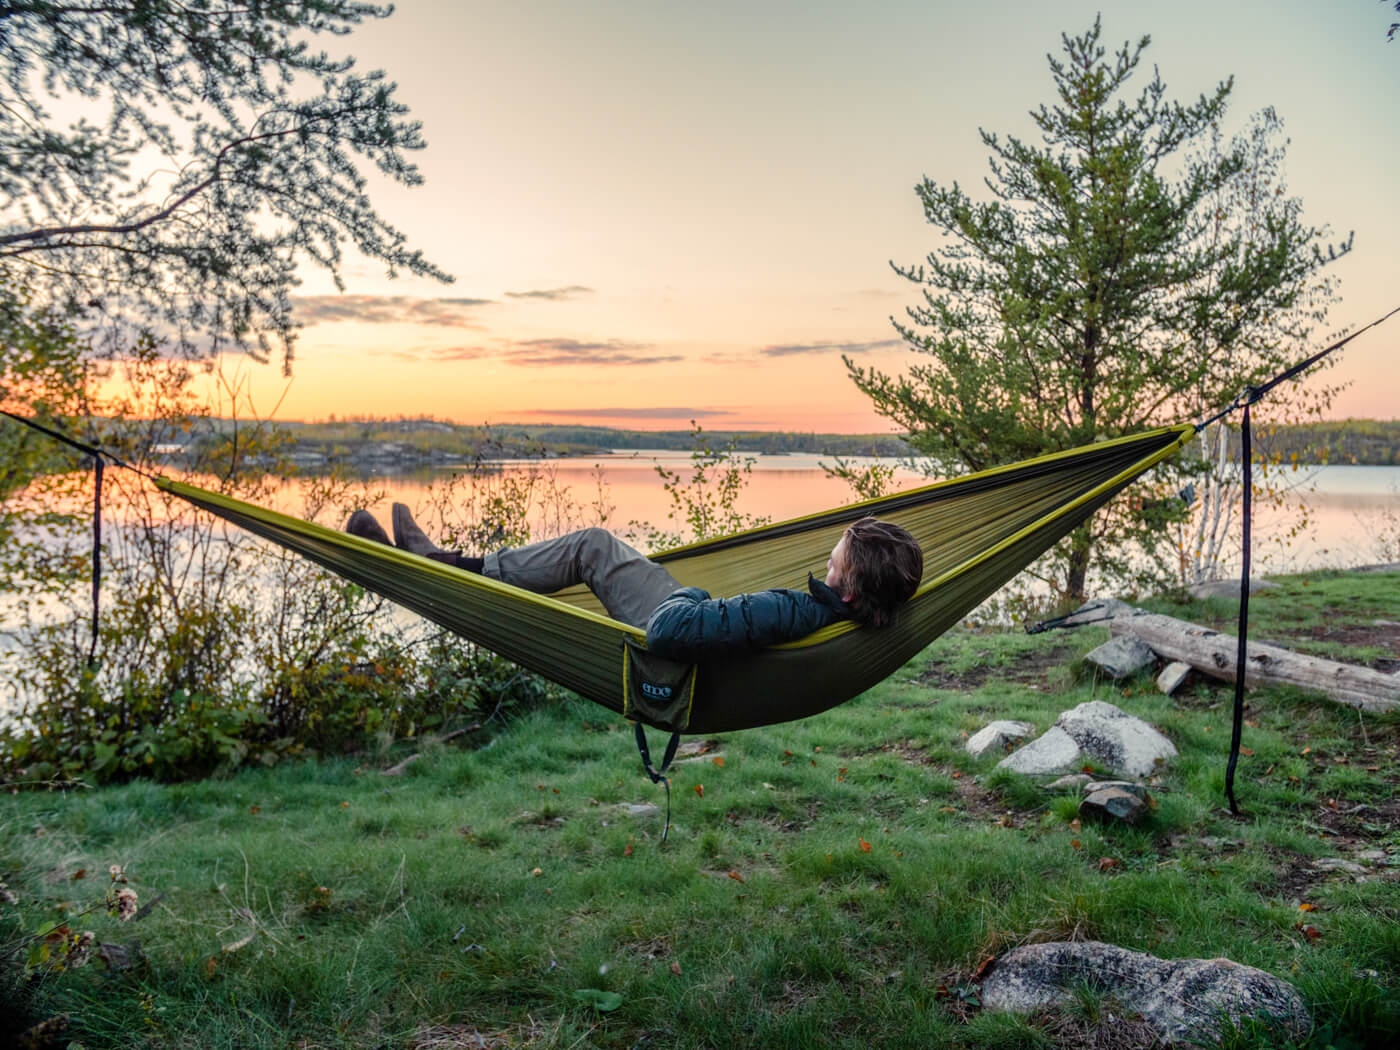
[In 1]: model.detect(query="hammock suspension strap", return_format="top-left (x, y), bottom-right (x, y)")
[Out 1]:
top-left (0, 410), bottom-right (148, 667)
top-left (634, 721), bottom-right (681, 845)
top-left (1197, 304), bottom-right (1400, 816)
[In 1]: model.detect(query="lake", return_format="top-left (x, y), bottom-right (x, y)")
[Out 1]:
top-left (308, 452), bottom-right (1400, 576)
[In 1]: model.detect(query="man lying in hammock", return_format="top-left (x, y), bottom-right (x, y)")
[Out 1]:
top-left (346, 506), bottom-right (923, 662)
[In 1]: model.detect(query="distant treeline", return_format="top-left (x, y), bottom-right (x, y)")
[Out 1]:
top-left (1218, 419), bottom-right (1400, 466)
top-left (28, 416), bottom-right (1398, 472)
top-left (259, 418), bottom-right (917, 463)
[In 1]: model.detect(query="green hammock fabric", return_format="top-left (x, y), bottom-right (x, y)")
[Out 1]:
top-left (155, 424), bottom-right (1194, 733)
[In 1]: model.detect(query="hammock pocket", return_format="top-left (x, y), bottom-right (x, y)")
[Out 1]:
top-left (155, 424), bottom-right (1193, 733)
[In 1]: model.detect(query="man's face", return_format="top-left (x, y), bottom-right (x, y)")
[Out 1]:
top-left (825, 533), bottom-right (850, 594)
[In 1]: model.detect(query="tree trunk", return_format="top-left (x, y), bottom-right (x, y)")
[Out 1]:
top-left (1065, 526), bottom-right (1093, 604)
top-left (1109, 612), bottom-right (1399, 713)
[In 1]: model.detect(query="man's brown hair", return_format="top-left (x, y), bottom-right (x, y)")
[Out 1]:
top-left (842, 516), bottom-right (923, 628)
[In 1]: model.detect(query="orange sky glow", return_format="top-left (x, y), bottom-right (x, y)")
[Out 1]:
top-left (120, 1), bottom-right (1400, 432)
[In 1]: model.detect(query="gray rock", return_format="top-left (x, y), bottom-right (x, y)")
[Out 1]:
top-left (1189, 577), bottom-right (1281, 599)
top-left (1056, 598), bottom-right (1142, 627)
top-left (1080, 785), bottom-right (1151, 825)
top-left (1085, 636), bottom-right (1157, 679)
top-left (1156, 660), bottom-right (1192, 695)
top-left (997, 726), bottom-right (1083, 776)
top-left (1043, 773), bottom-right (1095, 792)
top-left (1312, 857), bottom-right (1366, 875)
top-left (966, 720), bottom-right (1036, 758)
top-left (1087, 779), bottom-right (1152, 799)
top-left (1055, 701), bottom-right (1177, 778)
top-left (620, 803), bottom-right (660, 817)
top-left (997, 702), bottom-right (1176, 779)
top-left (981, 940), bottom-right (1311, 1044)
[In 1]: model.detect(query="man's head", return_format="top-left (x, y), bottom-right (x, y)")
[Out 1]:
top-left (825, 516), bottom-right (923, 628)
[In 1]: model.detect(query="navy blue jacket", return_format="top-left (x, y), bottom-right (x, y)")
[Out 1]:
top-left (644, 574), bottom-right (851, 661)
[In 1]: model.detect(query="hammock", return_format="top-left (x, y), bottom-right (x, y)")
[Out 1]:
top-left (154, 424), bottom-right (1194, 733)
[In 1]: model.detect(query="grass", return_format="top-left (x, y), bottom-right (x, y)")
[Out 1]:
top-left (2, 568), bottom-right (1398, 1049)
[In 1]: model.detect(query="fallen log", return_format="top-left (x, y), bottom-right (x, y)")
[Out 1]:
top-left (1108, 611), bottom-right (1400, 713)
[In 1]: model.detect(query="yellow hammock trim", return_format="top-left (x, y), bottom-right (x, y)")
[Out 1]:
top-left (155, 424), bottom-right (1193, 733)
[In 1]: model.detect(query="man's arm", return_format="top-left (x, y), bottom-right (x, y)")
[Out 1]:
top-left (645, 586), bottom-right (837, 662)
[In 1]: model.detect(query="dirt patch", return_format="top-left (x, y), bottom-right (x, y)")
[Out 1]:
top-left (1312, 796), bottom-right (1400, 839)
top-left (1302, 621), bottom-right (1400, 670)
top-left (1256, 846), bottom-right (1327, 904)
top-left (919, 645), bottom-right (1074, 691)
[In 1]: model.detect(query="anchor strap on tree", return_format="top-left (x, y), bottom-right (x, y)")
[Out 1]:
top-left (1197, 306), bottom-right (1400, 816)
top-left (0, 409), bottom-right (148, 666)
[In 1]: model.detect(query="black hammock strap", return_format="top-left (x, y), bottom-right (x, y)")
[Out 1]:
top-left (1201, 306), bottom-right (1400, 816)
top-left (0, 409), bottom-right (147, 666)
top-left (1195, 305), bottom-right (1400, 433)
top-left (634, 722), bottom-right (681, 845)
top-left (1018, 304), bottom-right (1400, 816)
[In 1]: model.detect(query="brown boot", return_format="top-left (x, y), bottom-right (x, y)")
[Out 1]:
top-left (392, 503), bottom-right (448, 557)
top-left (346, 510), bottom-right (391, 546)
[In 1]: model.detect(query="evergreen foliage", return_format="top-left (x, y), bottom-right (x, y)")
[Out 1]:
top-left (851, 18), bottom-right (1347, 601)
top-left (0, 0), bottom-right (447, 364)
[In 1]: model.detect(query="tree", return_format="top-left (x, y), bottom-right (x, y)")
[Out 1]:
top-left (1389, 1), bottom-right (1399, 42)
top-left (0, 0), bottom-right (447, 366)
top-left (848, 18), bottom-right (1346, 603)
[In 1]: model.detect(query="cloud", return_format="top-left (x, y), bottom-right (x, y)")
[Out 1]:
top-left (513, 406), bottom-right (734, 419)
top-left (291, 295), bottom-right (495, 327)
top-left (366, 335), bottom-right (684, 368)
top-left (506, 338), bottom-right (682, 367)
top-left (758, 337), bottom-right (903, 358)
top-left (503, 285), bottom-right (595, 302)
top-left (429, 346), bottom-right (493, 362)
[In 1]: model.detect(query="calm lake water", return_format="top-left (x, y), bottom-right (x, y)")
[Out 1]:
top-left (1, 453), bottom-right (1396, 717)
top-left (315, 452), bottom-right (1400, 575)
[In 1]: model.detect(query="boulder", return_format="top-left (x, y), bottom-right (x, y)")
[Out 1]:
top-left (997, 702), bottom-right (1176, 778)
top-left (1085, 636), bottom-right (1157, 679)
top-left (997, 726), bottom-right (1083, 776)
top-left (1055, 701), bottom-right (1177, 778)
top-left (965, 720), bottom-right (1036, 758)
top-left (981, 941), bottom-right (1311, 1044)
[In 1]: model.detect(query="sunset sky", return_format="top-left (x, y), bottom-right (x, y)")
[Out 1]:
top-left (225, 0), bottom-right (1398, 432)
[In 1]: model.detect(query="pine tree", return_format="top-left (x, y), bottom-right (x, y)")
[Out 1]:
top-left (0, 1), bottom-right (448, 366)
top-left (849, 18), bottom-right (1346, 602)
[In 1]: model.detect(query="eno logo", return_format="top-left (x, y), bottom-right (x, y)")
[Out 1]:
top-left (640, 682), bottom-right (673, 700)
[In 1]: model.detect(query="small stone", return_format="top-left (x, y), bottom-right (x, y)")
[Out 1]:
top-left (1079, 785), bottom-right (1150, 825)
top-left (1087, 780), bottom-right (1151, 799)
top-left (966, 720), bottom-right (1036, 758)
top-left (1056, 598), bottom-right (1141, 628)
top-left (1354, 849), bottom-right (1386, 862)
top-left (1156, 660), bottom-right (1192, 695)
top-left (1043, 773), bottom-right (1095, 791)
top-left (1085, 636), bottom-right (1157, 679)
top-left (1311, 858), bottom-right (1366, 875)
top-left (620, 803), bottom-right (660, 817)
top-left (1189, 578), bottom-right (1281, 599)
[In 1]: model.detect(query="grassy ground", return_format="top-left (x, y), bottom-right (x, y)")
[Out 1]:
top-left (3, 569), bottom-right (1398, 1049)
